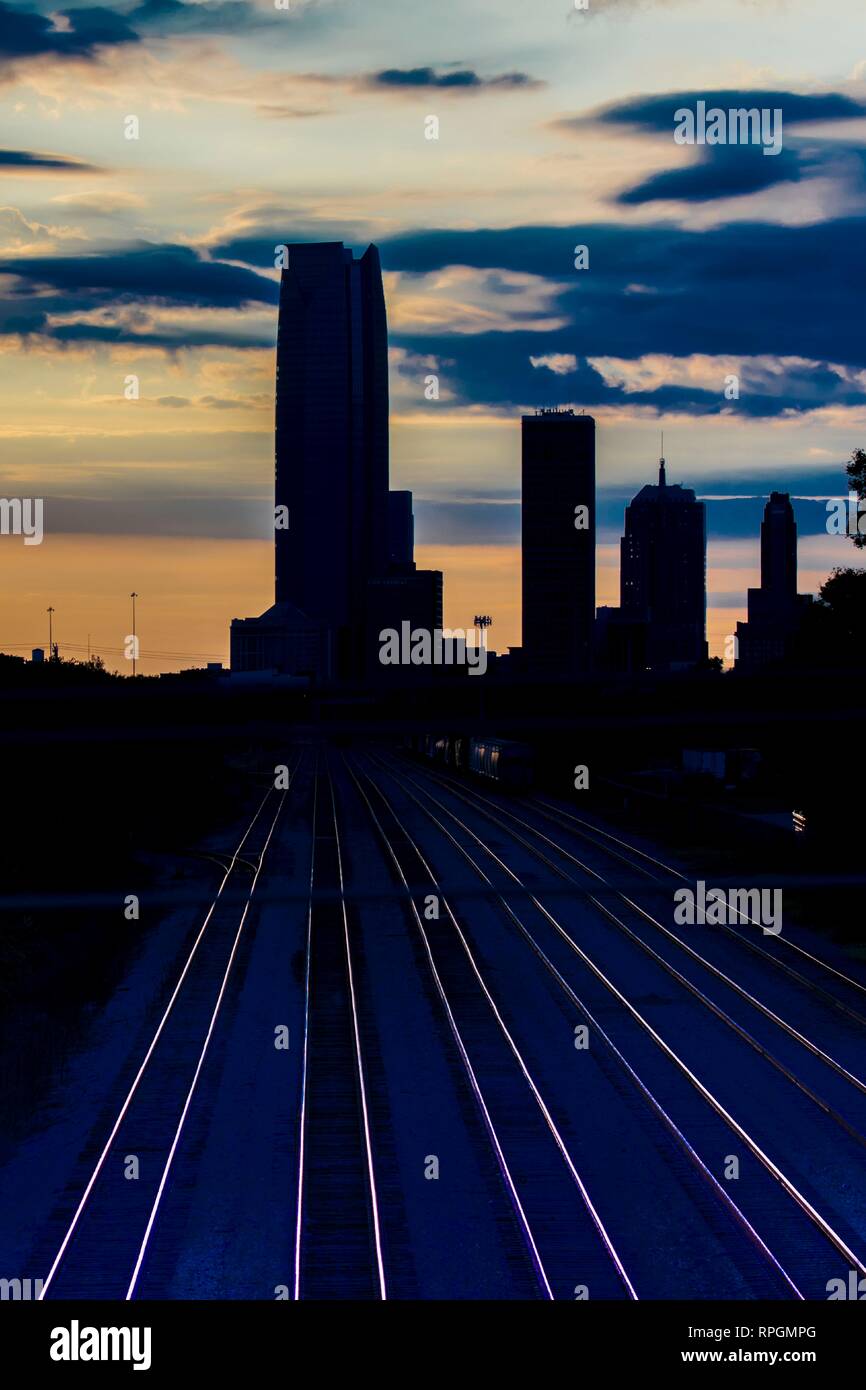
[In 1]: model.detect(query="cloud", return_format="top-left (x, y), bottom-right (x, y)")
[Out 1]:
top-left (128, 0), bottom-right (271, 35)
top-left (388, 344), bottom-right (457, 404)
top-left (0, 147), bottom-right (98, 171)
top-left (618, 144), bottom-right (805, 205)
top-left (50, 189), bottom-right (146, 215)
top-left (206, 206), bottom-right (380, 265)
top-left (0, 2), bottom-right (139, 60)
top-left (378, 218), bottom-right (865, 364)
top-left (702, 494), bottom-right (849, 541)
top-left (587, 353), bottom-right (841, 399)
top-left (386, 265), bottom-right (570, 335)
top-left (0, 0), bottom-right (293, 68)
top-left (380, 221), bottom-right (866, 415)
top-left (414, 495), bottom-right (520, 546)
top-left (246, 64), bottom-right (542, 118)
top-left (4, 215), bottom-right (866, 412)
top-left (368, 66), bottom-right (540, 92)
top-left (530, 352), bottom-right (578, 375)
top-left (555, 87), bottom-right (866, 208)
top-left (574, 89), bottom-right (866, 136)
top-left (26, 494), bottom-right (270, 538)
top-left (410, 487), bottom-right (850, 551)
top-left (0, 204), bottom-right (84, 252)
top-left (154, 390), bottom-right (266, 408)
top-left (0, 241), bottom-right (277, 307)
top-left (0, 241), bottom-right (277, 347)
top-left (198, 214), bottom-right (866, 414)
top-left (0, 1), bottom-right (540, 110)
top-left (255, 104), bottom-right (331, 120)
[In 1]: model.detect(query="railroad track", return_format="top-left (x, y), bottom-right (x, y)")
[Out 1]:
top-left (392, 755), bottom-right (866, 1142)
top-left (376, 749), bottom-right (866, 1298)
top-left (528, 793), bottom-right (866, 1028)
top-left (37, 772), bottom-right (294, 1300)
top-left (29, 740), bottom-right (864, 1301)
top-left (292, 758), bottom-right (386, 1299)
top-left (348, 753), bottom-right (649, 1300)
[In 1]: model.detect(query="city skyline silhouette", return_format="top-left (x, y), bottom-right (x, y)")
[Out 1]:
top-left (1, 0), bottom-right (865, 1350)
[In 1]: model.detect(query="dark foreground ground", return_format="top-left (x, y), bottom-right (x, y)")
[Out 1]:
top-left (1, 718), bottom-right (864, 1300)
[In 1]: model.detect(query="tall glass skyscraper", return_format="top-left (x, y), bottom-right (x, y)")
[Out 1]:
top-left (275, 242), bottom-right (390, 676)
top-left (231, 241), bottom-right (441, 681)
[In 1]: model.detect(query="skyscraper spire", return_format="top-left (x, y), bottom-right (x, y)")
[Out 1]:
top-left (659, 430), bottom-right (666, 487)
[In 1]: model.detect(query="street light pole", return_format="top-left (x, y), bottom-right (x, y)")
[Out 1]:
top-left (473, 614), bottom-right (493, 724)
top-left (130, 592), bottom-right (138, 677)
top-left (47, 606), bottom-right (55, 659)
top-left (473, 614), bottom-right (493, 651)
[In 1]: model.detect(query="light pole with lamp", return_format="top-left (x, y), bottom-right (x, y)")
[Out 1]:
top-left (130, 592), bottom-right (139, 677)
top-left (473, 614), bottom-right (492, 724)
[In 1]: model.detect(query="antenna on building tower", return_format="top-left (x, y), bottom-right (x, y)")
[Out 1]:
top-left (659, 430), bottom-right (666, 487)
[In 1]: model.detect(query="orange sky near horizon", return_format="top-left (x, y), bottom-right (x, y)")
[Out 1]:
top-left (3, 531), bottom-right (832, 675)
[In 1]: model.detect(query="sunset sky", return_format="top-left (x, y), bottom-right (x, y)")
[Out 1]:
top-left (1, 0), bottom-right (865, 671)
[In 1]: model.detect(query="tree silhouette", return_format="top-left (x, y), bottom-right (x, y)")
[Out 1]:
top-left (791, 566), bottom-right (866, 664)
top-left (846, 448), bottom-right (866, 548)
top-left (818, 567), bottom-right (866, 643)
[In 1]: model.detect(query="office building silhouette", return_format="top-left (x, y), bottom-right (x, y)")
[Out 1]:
top-left (231, 242), bottom-right (441, 680)
top-left (521, 410), bottom-right (596, 676)
top-left (735, 491), bottom-right (811, 669)
top-left (617, 450), bottom-right (707, 671)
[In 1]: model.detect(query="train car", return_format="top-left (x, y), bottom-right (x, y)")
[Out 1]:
top-left (467, 737), bottom-right (533, 791)
top-left (415, 733), bottom-right (462, 767)
top-left (431, 735), bottom-right (450, 765)
top-left (412, 732), bottom-right (533, 791)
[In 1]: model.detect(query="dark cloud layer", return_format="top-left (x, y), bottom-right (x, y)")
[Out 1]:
top-left (3, 218), bottom-right (866, 413)
top-left (378, 218), bottom-right (864, 355)
top-left (32, 495), bottom-right (269, 538)
top-left (0, 242), bottom-right (277, 306)
top-left (0, 1), bottom-right (139, 58)
top-left (618, 144), bottom-right (805, 205)
top-left (557, 87), bottom-right (866, 207)
top-left (0, 242), bottom-right (277, 348)
top-left (25, 481), bottom-right (850, 544)
top-left (376, 219), bottom-right (866, 414)
top-left (0, 0), bottom-right (281, 65)
top-left (413, 488), bottom-right (849, 549)
top-left (576, 89), bottom-right (866, 135)
top-left (0, 147), bottom-right (97, 169)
